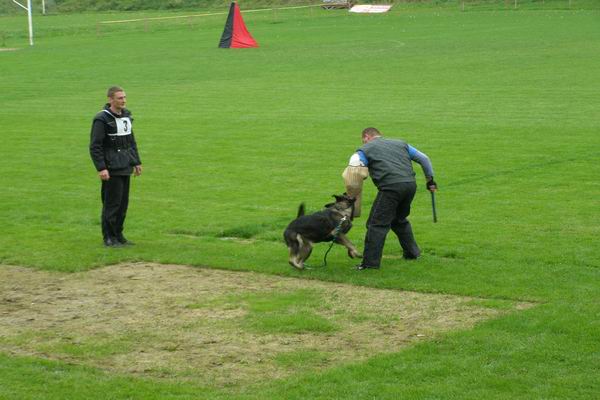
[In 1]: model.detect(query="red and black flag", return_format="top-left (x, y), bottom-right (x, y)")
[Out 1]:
top-left (218, 2), bottom-right (258, 48)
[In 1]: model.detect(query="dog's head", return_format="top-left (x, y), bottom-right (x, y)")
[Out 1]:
top-left (324, 193), bottom-right (356, 220)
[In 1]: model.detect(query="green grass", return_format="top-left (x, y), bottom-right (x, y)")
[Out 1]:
top-left (238, 289), bottom-right (339, 333)
top-left (189, 289), bottom-right (338, 333)
top-left (37, 335), bottom-right (137, 359)
top-left (1, 3), bottom-right (599, 399)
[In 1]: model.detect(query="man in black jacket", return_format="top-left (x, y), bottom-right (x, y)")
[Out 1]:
top-left (90, 86), bottom-right (142, 247)
top-left (348, 127), bottom-right (437, 270)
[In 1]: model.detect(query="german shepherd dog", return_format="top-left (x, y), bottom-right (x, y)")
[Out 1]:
top-left (284, 194), bottom-right (362, 270)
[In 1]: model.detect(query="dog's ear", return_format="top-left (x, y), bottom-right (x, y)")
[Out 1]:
top-left (324, 202), bottom-right (335, 208)
top-left (333, 194), bottom-right (344, 203)
top-left (340, 192), bottom-right (356, 203)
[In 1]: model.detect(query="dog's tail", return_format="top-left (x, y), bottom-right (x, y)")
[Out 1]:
top-left (297, 203), bottom-right (305, 218)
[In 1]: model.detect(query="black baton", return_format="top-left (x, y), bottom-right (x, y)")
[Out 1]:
top-left (431, 191), bottom-right (438, 223)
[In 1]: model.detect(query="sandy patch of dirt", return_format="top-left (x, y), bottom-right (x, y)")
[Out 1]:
top-left (0, 263), bottom-right (530, 387)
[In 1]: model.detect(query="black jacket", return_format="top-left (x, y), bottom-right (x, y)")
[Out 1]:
top-left (90, 104), bottom-right (141, 176)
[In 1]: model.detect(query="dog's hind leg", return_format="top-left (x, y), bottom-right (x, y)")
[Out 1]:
top-left (289, 248), bottom-right (305, 270)
top-left (285, 229), bottom-right (304, 269)
top-left (298, 246), bottom-right (313, 267)
top-left (288, 234), bottom-right (307, 270)
top-left (288, 246), bottom-right (300, 269)
top-left (296, 234), bottom-right (314, 269)
top-left (335, 233), bottom-right (362, 259)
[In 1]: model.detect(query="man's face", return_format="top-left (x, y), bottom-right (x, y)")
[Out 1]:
top-left (362, 134), bottom-right (373, 144)
top-left (109, 91), bottom-right (127, 111)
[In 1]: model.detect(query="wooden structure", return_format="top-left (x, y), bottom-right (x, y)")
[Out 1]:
top-left (321, 0), bottom-right (353, 9)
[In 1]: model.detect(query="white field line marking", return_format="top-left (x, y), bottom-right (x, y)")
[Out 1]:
top-left (99, 4), bottom-right (321, 24)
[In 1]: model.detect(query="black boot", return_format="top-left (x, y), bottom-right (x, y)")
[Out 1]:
top-left (104, 237), bottom-right (123, 247)
top-left (117, 235), bottom-right (134, 246)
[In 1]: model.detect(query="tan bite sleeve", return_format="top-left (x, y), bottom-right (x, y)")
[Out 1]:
top-left (342, 166), bottom-right (369, 217)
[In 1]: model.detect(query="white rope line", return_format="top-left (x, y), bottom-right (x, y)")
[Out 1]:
top-left (99, 4), bottom-right (321, 25)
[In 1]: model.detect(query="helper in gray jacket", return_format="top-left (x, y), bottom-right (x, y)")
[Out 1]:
top-left (350, 127), bottom-right (437, 270)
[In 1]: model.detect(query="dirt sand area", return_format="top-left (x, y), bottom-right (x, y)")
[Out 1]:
top-left (0, 263), bottom-right (530, 387)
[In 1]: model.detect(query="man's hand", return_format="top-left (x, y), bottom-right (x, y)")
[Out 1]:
top-left (426, 178), bottom-right (437, 192)
top-left (98, 169), bottom-right (110, 181)
top-left (134, 165), bottom-right (143, 176)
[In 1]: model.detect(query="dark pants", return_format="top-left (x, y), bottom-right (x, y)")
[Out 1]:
top-left (101, 175), bottom-right (130, 241)
top-left (363, 182), bottom-right (420, 267)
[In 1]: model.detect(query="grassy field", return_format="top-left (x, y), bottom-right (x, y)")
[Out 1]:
top-left (1, 2), bottom-right (599, 399)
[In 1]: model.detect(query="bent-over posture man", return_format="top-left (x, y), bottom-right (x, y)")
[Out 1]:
top-left (90, 86), bottom-right (142, 247)
top-left (349, 127), bottom-right (437, 270)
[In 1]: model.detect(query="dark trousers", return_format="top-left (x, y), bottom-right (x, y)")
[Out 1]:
top-left (101, 175), bottom-right (130, 240)
top-left (363, 182), bottom-right (420, 267)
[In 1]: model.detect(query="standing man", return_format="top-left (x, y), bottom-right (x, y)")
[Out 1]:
top-left (347, 127), bottom-right (436, 270)
top-left (90, 86), bottom-right (142, 247)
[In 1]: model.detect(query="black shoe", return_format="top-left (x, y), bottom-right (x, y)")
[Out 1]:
top-left (117, 236), bottom-right (134, 246)
top-left (356, 264), bottom-right (379, 270)
top-left (104, 237), bottom-right (123, 248)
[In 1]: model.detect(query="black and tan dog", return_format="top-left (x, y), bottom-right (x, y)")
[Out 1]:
top-left (283, 194), bottom-right (362, 270)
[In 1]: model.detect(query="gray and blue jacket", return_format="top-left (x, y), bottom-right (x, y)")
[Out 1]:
top-left (352, 137), bottom-right (434, 190)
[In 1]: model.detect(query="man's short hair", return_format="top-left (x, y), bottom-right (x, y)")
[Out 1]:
top-left (107, 86), bottom-right (124, 98)
top-left (362, 127), bottom-right (381, 138)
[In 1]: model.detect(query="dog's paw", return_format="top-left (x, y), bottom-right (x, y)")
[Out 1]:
top-left (348, 250), bottom-right (363, 259)
top-left (289, 261), bottom-right (305, 270)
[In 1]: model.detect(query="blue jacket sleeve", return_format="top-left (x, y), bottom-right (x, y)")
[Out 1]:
top-left (408, 145), bottom-right (434, 178)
